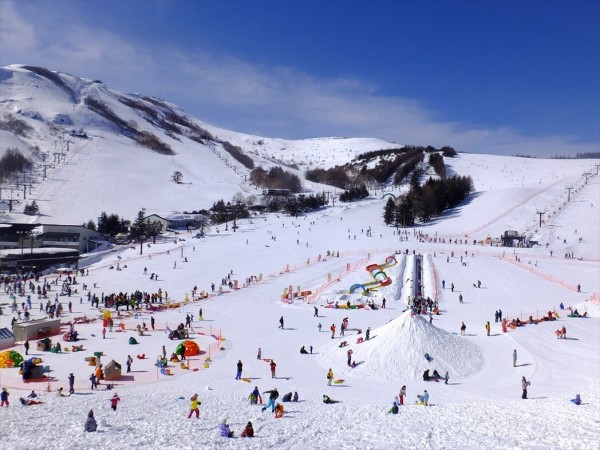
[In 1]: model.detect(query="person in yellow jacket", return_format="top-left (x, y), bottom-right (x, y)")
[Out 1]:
top-left (188, 393), bottom-right (201, 419)
top-left (485, 321), bottom-right (491, 336)
top-left (327, 368), bottom-right (334, 386)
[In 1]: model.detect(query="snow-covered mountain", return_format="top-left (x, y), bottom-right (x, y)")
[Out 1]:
top-left (0, 65), bottom-right (402, 223)
top-left (0, 65), bottom-right (599, 449)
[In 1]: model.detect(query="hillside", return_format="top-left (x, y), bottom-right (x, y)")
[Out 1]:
top-left (0, 65), bottom-right (598, 450)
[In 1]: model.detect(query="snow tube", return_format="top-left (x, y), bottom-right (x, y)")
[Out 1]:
top-left (136, 354), bottom-right (146, 359)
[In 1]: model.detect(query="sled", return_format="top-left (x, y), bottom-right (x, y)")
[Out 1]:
top-left (241, 378), bottom-right (251, 383)
top-left (334, 379), bottom-right (345, 384)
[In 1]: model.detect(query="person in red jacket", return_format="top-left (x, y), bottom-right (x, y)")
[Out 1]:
top-left (270, 360), bottom-right (277, 378)
top-left (110, 393), bottom-right (121, 411)
top-left (241, 421), bottom-right (254, 437)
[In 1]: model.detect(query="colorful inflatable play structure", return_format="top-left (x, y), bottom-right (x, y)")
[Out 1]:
top-left (349, 256), bottom-right (397, 294)
top-left (0, 350), bottom-right (24, 368)
top-left (176, 340), bottom-right (200, 357)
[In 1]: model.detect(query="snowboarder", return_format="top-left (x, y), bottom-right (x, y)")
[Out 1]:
top-left (521, 376), bottom-right (530, 399)
top-left (188, 393), bottom-right (200, 418)
top-left (460, 322), bottom-right (466, 336)
top-left (236, 360), bottom-right (243, 380)
top-left (327, 368), bottom-right (333, 386)
top-left (513, 349), bottom-right (518, 367)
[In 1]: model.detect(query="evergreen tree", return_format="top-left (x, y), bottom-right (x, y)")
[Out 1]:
top-left (383, 198), bottom-right (395, 225)
top-left (129, 208), bottom-right (148, 240)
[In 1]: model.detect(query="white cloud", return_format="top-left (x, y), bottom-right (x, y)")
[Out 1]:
top-left (0, 1), bottom-right (596, 158)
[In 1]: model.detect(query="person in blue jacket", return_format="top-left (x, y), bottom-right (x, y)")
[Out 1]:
top-left (218, 418), bottom-right (234, 437)
top-left (422, 390), bottom-right (429, 406)
top-left (388, 401), bottom-right (399, 414)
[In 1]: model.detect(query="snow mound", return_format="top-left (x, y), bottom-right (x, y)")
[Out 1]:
top-left (326, 311), bottom-right (484, 381)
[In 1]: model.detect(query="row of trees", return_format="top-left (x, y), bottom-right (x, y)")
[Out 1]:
top-left (384, 175), bottom-right (474, 226)
top-left (339, 184), bottom-right (369, 202)
top-left (0, 148), bottom-right (31, 182)
top-left (250, 166), bottom-right (302, 193)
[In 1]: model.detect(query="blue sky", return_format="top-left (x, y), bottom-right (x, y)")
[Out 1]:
top-left (1, 0), bottom-right (598, 157)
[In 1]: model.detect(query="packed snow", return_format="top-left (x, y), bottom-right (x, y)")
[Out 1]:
top-left (0, 65), bottom-right (599, 449)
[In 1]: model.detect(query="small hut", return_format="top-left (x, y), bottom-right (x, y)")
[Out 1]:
top-left (13, 318), bottom-right (61, 341)
top-left (104, 359), bottom-right (122, 381)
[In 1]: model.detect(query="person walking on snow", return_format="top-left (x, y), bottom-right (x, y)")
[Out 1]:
top-left (444, 371), bottom-right (449, 385)
top-left (314, 306), bottom-right (318, 317)
top-left (327, 368), bottom-right (334, 386)
top-left (330, 323), bottom-right (336, 339)
top-left (109, 393), bottom-right (120, 411)
top-left (366, 327), bottom-right (371, 340)
top-left (236, 360), bottom-right (243, 380)
top-left (521, 376), bottom-right (530, 399)
top-left (261, 388), bottom-right (279, 412)
top-left (270, 360), bottom-right (277, 378)
top-left (485, 321), bottom-right (491, 336)
top-left (188, 393), bottom-right (200, 419)
top-left (1, 388), bottom-right (9, 406)
top-left (278, 316), bottom-right (284, 329)
top-left (513, 349), bottom-right (518, 367)
top-left (257, 347), bottom-right (262, 360)
top-left (126, 355), bottom-right (133, 373)
top-left (68, 373), bottom-right (75, 395)
top-left (460, 322), bottom-right (466, 336)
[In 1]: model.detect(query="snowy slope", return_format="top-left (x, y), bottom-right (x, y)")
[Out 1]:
top-left (0, 65), bottom-right (599, 450)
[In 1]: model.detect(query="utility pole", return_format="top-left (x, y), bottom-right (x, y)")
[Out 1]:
top-left (583, 172), bottom-right (592, 184)
top-left (536, 211), bottom-right (544, 227)
top-left (595, 163), bottom-right (599, 175)
top-left (566, 187), bottom-right (573, 202)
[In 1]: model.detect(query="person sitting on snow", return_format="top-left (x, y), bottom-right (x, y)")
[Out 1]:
top-left (300, 346), bottom-right (308, 354)
top-left (423, 370), bottom-right (431, 381)
top-left (323, 395), bottom-right (339, 404)
top-left (387, 401), bottom-right (399, 414)
top-left (218, 418), bottom-right (234, 438)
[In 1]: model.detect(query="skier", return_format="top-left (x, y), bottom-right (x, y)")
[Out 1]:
top-left (513, 349), bottom-right (518, 367)
top-left (327, 368), bottom-right (334, 386)
top-left (236, 360), bottom-right (243, 380)
top-left (460, 322), bottom-right (466, 336)
top-left (521, 376), bottom-right (530, 399)
top-left (188, 393), bottom-right (200, 419)
top-left (485, 321), bottom-right (491, 336)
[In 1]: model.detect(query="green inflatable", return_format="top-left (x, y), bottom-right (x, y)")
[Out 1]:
top-left (128, 337), bottom-right (138, 345)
